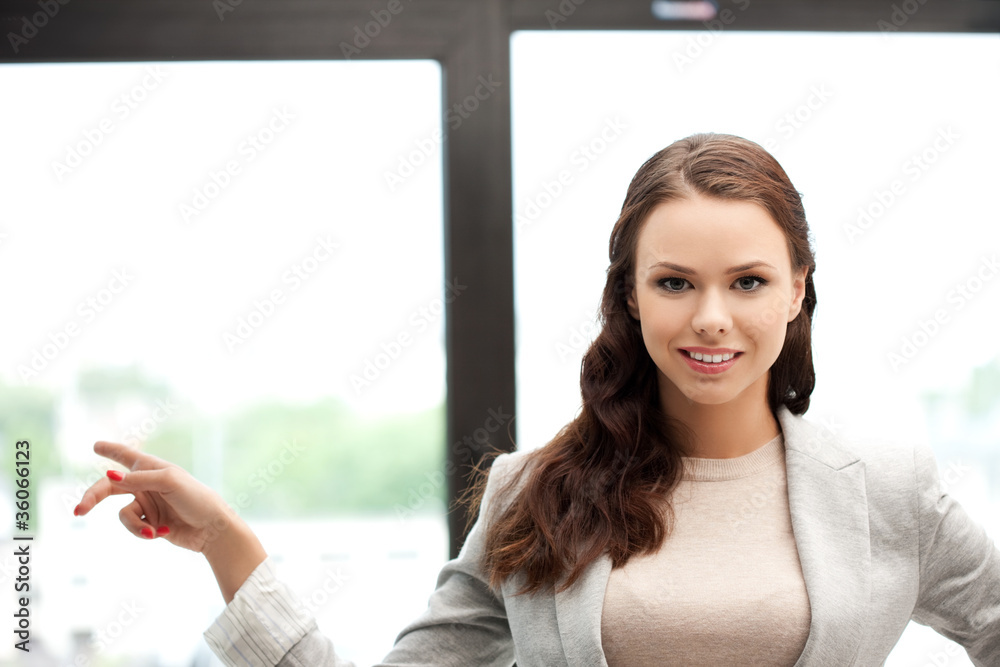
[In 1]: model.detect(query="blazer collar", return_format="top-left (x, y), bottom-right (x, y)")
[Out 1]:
top-left (552, 405), bottom-right (872, 666)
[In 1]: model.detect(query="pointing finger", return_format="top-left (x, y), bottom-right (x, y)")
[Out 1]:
top-left (102, 467), bottom-right (182, 495)
top-left (93, 441), bottom-right (170, 472)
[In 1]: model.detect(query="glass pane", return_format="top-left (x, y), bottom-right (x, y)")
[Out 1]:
top-left (0, 60), bottom-right (446, 666)
top-left (513, 31), bottom-right (999, 666)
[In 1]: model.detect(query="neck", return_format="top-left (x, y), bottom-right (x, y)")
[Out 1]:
top-left (660, 376), bottom-right (780, 459)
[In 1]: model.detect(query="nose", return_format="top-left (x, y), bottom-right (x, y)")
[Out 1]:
top-left (690, 287), bottom-right (733, 335)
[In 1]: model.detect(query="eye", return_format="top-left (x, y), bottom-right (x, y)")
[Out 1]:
top-left (656, 275), bottom-right (769, 293)
top-left (735, 275), bottom-right (768, 292)
top-left (657, 277), bottom-right (689, 292)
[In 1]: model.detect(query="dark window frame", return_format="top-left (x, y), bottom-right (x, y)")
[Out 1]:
top-left (4, 0), bottom-right (997, 557)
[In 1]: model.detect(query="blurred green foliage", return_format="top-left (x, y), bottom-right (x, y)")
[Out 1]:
top-left (76, 364), bottom-right (171, 408)
top-left (921, 357), bottom-right (1000, 417)
top-left (965, 359), bottom-right (1000, 416)
top-left (219, 398), bottom-right (445, 517)
top-left (0, 380), bottom-right (58, 532)
top-left (3, 364), bottom-right (446, 525)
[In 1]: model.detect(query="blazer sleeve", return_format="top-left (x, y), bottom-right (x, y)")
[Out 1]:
top-left (203, 451), bottom-right (522, 667)
top-left (910, 440), bottom-right (1000, 664)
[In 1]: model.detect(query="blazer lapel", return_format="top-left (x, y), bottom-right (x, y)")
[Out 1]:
top-left (779, 406), bottom-right (872, 666)
top-left (553, 553), bottom-right (612, 666)
top-left (548, 406), bottom-right (872, 667)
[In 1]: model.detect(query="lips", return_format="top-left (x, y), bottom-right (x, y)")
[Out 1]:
top-left (679, 349), bottom-right (742, 375)
top-left (679, 347), bottom-right (742, 356)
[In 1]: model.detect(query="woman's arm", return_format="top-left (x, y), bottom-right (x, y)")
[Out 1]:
top-left (79, 440), bottom-right (522, 667)
top-left (205, 452), bottom-right (524, 667)
top-left (76, 441), bottom-right (267, 603)
top-left (910, 441), bottom-right (1000, 664)
top-left (200, 506), bottom-right (268, 604)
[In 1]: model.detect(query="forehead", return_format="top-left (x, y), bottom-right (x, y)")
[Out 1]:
top-left (636, 194), bottom-right (792, 272)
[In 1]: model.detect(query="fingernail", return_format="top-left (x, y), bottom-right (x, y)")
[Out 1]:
top-left (73, 504), bottom-right (82, 516)
top-left (156, 525), bottom-right (170, 536)
top-left (107, 470), bottom-right (124, 482)
top-left (141, 526), bottom-right (154, 539)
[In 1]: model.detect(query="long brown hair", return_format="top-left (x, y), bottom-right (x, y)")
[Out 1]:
top-left (464, 132), bottom-right (818, 596)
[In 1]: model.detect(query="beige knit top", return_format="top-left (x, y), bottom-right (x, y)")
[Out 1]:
top-left (601, 432), bottom-right (811, 666)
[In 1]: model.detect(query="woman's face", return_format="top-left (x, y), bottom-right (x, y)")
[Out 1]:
top-left (626, 192), bottom-right (808, 415)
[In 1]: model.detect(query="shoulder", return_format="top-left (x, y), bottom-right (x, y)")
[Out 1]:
top-left (487, 447), bottom-right (536, 480)
top-left (482, 448), bottom-right (537, 497)
top-left (777, 404), bottom-right (941, 494)
top-left (473, 447), bottom-right (543, 524)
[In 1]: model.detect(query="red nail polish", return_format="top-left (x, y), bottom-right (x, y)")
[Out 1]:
top-left (73, 504), bottom-right (82, 516)
top-left (107, 470), bottom-right (124, 482)
top-left (141, 526), bottom-right (154, 539)
top-left (156, 526), bottom-right (170, 536)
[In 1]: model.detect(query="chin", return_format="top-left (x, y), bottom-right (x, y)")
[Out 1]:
top-left (659, 365), bottom-right (758, 407)
top-left (679, 390), bottom-right (742, 407)
top-left (661, 376), bottom-right (737, 406)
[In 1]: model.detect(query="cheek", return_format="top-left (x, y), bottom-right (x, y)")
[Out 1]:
top-left (640, 307), bottom-right (688, 356)
top-left (740, 294), bottom-right (792, 343)
top-left (636, 297), bottom-right (674, 341)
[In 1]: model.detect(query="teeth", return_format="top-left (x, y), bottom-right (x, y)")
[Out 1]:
top-left (687, 351), bottom-right (737, 363)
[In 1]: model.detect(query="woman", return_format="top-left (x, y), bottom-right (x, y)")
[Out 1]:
top-left (75, 133), bottom-right (1000, 666)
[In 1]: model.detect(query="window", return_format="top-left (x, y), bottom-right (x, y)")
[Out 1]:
top-left (0, 59), bottom-right (447, 666)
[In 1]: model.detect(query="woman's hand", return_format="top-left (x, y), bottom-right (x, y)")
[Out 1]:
top-left (74, 441), bottom-right (232, 553)
top-left (75, 440), bottom-right (268, 603)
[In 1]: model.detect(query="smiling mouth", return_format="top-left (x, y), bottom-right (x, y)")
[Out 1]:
top-left (681, 350), bottom-right (743, 364)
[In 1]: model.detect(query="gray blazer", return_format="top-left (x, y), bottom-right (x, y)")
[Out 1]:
top-left (279, 404), bottom-right (1000, 666)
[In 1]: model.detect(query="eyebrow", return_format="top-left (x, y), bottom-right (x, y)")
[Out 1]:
top-left (648, 260), bottom-right (778, 275)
